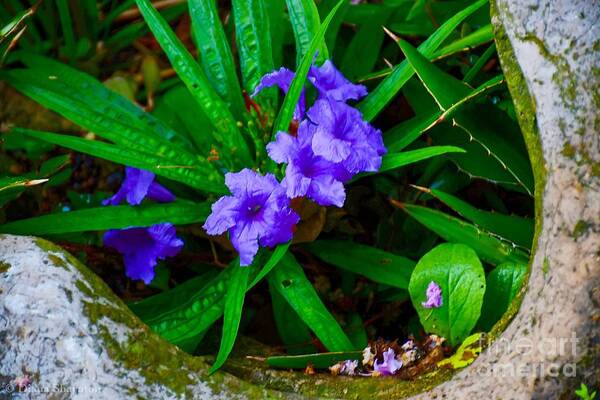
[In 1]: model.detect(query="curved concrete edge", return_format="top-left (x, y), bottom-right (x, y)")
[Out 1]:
top-left (0, 235), bottom-right (298, 400)
top-left (410, 1), bottom-right (600, 399)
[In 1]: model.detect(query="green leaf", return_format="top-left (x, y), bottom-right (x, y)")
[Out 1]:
top-left (210, 263), bottom-right (250, 373)
top-left (421, 187), bottom-right (534, 248)
top-left (285, 0), bottom-right (328, 66)
top-left (3, 54), bottom-right (207, 170)
top-left (134, 0), bottom-right (252, 167)
top-left (272, 0), bottom-right (346, 136)
top-left (267, 351), bottom-right (362, 369)
top-left (0, 176), bottom-right (48, 208)
top-left (188, 0), bottom-right (245, 119)
top-left (268, 252), bottom-right (355, 352)
top-left (396, 40), bottom-right (533, 194)
top-left (306, 239), bottom-right (415, 289)
top-left (14, 127), bottom-right (227, 194)
top-left (56, 0), bottom-right (76, 62)
top-left (478, 262), bottom-right (527, 331)
top-left (0, 200), bottom-right (210, 235)
top-left (380, 146), bottom-right (465, 173)
top-left (432, 24), bottom-right (493, 59)
top-left (463, 43), bottom-right (496, 84)
top-left (398, 203), bottom-right (530, 266)
top-left (408, 243), bottom-right (486, 346)
top-left (232, 0), bottom-right (275, 98)
top-left (397, 38), bottom-right (472, 110)
top-left (144, 246), bottom-right (288, 348)
top-left (340, 15), bottom-right (386, 80)
top-left (128, 269), bottom-right (220, 322)
top-left (269, 279), bottom-right (316, 355)
top-left (248, 242), bottom-right (290, 287)
top-left (358, 0), bottom-right (487, 121)
top-left (0, 4), bottom-right (35, 64)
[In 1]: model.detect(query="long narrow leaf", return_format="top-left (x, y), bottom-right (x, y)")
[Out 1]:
top-left (285, 0), bottom-right (328, 66)
top-left (307, 240), bottom-right (415, 289)
top-left (358, 0), bottom-right (487, 121)
top-left (14, 128), bottom-right (226, 194)
top-left (232, 0), bottom-right (275, 99)
top-left (210, 264), bottom-right (250, 373)
top-left (380, 146), bottom-right (465, 173)
top-left (395, 202), bottom-right (530, 266)
top-left (189, 0), bottom-right (245, 119)
top-left (135, 0), bottom-right (252, 167)
top-left (268, 252), bottom-right (355, 352)
top-left (417, 186), bottom-right (534, 248)
top-left (0, 200), bottom-right (210, 235)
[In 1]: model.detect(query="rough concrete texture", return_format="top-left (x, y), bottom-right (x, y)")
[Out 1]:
top-left (1, 0), bottom-right (599, 399)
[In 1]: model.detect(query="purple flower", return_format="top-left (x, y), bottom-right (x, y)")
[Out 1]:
top-left (308, 99), bottom-right (386, 174)
top-left (422, 281), bottom-right (443, 308)
top-left (267, 122), bottom-right (348, 207)
top-left (203, 169), bottom-right (300, 266)
top-left (103, 167), bottom-right (175, 206)
top-left (104, 223), bottom-right (183, 284)
top-left (252, 67), bottom-right (306, 120)
top-left (308, 60), bottom-right (367, 102)
top-left (340, 359), bottom-right (359, 375)
top-left (374, 348), bottom-right (403, 376)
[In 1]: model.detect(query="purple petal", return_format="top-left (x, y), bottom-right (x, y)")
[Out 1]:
top-left (374, 348), bottom-right (403, 376)
top-left (230, 222), bottom-right (261, 266)
top-left (422, 281), bottom-right (443, 308)
top-left (203, 196), bottom-right (239, 235)
top-left (225, 168), bottom-right (278, 197)
top-left (267, 131), bottom-right (298, 164)
top-left (102, 167), bottom-right (156, 206)
top-left (252, 67), bottom-right (306, 120)
top-left (103, 223), bottom-right (183, 284)
top-left (311, 127), bottom-right (352, 162)
top-left (282, 165), bottom-right (312, 199)
top-left (308, 60), bottom-right (368, 102)
top-left (308, 174), bottom-right (346, 207)
top-left (147, 181), bottom-right (176, 203)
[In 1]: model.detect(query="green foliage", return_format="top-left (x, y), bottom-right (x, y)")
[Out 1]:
top-left (268, 252), bottom-right (355, 352)
top-left (267, 351), bottom-right (362, 369)
top-left (307, 240), bottom-right (415, 289)
top-left (399, 203), bottom-right (530, 266)
top-left (409, 243), bottom-right (485, 346)
top-left (478, 262), bottom-right (527, 331)
top-left (576, 384), bottom-right (597, 400)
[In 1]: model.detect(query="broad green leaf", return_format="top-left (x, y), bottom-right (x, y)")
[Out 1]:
top-left (265, 0), bottom-right (286, 68)
top-left (0, 200), bottom-right (210, 235)
top-left (135, 0), bottom-right (252, 167)
top-left (396, 40), bottom-right (533, 194)
top-left (285, 0), bottom-right (328, 66)
top-left (358, 0), bottom-right (487, 121)
top-left (307, 239), bottom-right (415, 289)
top-left (408, 243), bottom-right (486, 345)
top-left (267, 351), bottom-right (362, 369)
top-left (273, 0), bottom-right (346, 135)
top-left (210, 263), bottom-right (251, 373)
top-left (189, 0), bottom-right (245, 119)
top-left (421, 187), bottom-right (533, 248)
top-left (14, 128), bottom-right (227, 194)
top-left (398, 203), bottom-right (530, 266)
top-left (432, 24), bottom-right (493, 59)
top-left (384, 113), bottom-right (441, 153)
top-left (379, 146), bottom-right (465, 173)
top-left (269, 279), bottom-right (316, 355)
top-left (232, 0), bottom-right (275, 98)
top-left (56, 0), bottom-right (76, 62)
top-left (249, 242), bottom-right (290, 287)
top-left (478, 262), bottom-right (527, 331)
top-left (269, 252), bottom-right (355, 352)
